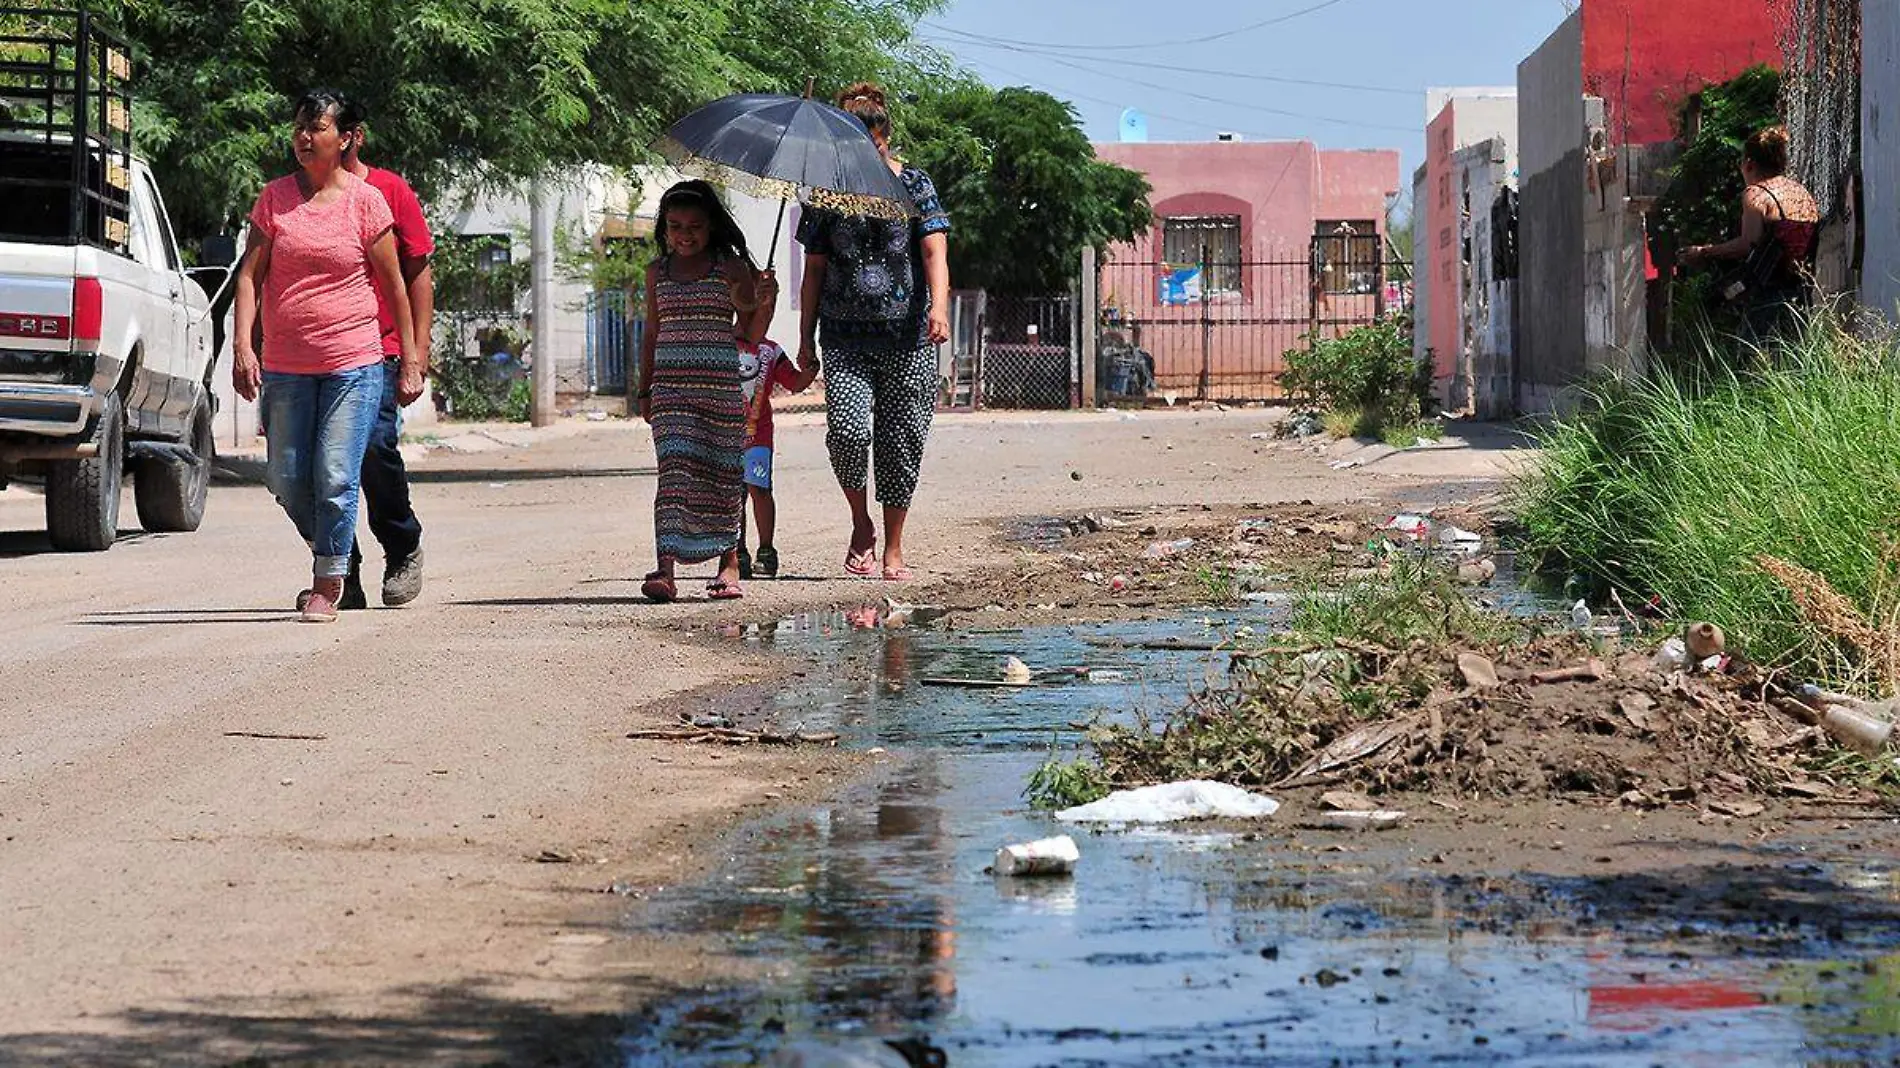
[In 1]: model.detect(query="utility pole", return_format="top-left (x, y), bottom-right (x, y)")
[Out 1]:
top-left (529, 175), bottom-right (557, 427)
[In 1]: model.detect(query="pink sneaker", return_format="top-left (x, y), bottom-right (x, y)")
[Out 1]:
top-left (300, 578), bottom-right (343, 623)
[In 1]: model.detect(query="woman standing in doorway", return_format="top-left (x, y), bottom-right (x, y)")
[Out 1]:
top-left (796, 81), bottom-right (952, 582)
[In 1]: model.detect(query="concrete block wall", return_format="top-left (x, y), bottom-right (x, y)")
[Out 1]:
top-left (1516, 11), bottom-right (1587, 414)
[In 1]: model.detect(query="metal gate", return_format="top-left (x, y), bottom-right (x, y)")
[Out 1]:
top-left (942, 290), bottom-right (1081, 411)
top-left (1098, 233), bottom-right (1404, 403)
top-left (584, 288), bottom-right (634, 395)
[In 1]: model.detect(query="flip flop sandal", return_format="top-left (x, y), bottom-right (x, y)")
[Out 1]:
top-left (641, 571), bottom-right (678, 603)
top-left (706, 579), bottom-right (744, 600)
top-left (845, 546), bottom-right (877, 577)
top-left (881, 565), bottom-right (914, 583)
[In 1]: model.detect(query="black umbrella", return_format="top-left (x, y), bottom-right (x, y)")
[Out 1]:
top-left (657, 93), bottom-right (916, 268)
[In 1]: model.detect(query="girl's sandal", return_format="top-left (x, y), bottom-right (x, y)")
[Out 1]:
top-left (845, 545), bottom-right (877, 578)
top-left (706, 578), bottom-right (744, 601)
top-left (641, 571), bottom-right (678, 603)
top-left (881, 564), bottom-right (914, 583)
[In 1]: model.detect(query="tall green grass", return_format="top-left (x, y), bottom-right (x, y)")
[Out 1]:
top-left (1517, 315), bottom-right (1900, 685)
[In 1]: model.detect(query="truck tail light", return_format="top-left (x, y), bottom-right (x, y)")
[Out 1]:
top-left (72, 277), bottom-right (103, 350)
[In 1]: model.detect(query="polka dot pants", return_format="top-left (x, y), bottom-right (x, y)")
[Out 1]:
top-left (823, 343), bottom-right (939, 511)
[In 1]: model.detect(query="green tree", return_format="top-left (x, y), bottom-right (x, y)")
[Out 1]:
top-left (1654, 64), bottom-right (1784, 252)
top-left (904, 83), bottom-right (1153, 295)
top-left (4, 0), bottom-right (948, 243)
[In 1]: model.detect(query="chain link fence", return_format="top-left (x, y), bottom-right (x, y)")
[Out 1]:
top-left (942, 290), bottom-right (1081, 411)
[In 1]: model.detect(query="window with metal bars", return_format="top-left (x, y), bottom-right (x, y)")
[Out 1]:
top-left (1314, 220), bottom-right (1381, 295)
top-left (1161, 215), bottom-right (1242, 294)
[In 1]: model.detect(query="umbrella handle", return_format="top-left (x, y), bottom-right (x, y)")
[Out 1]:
top-left (766, 199), bottom-right (787, 272)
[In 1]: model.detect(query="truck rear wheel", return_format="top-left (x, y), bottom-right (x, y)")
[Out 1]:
top-left (45, 391), bottom-right (125, 552)
top-left (134, 397), bottom-right (212, 533)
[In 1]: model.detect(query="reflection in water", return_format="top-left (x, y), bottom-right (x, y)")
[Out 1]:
top-left (625, 615), bottom-right (1900, 1065)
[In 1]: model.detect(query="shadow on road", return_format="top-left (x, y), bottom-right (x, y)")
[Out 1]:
top-left (0, 975), bottom-right (668, 1068)
top-left (212, 462), bottom-right (658, 487)
top-left (0, 529), bottom-right (161, 560)
top-left (454, 595), bottom-right (660, 608)
top-left (406, 466), bottom-right (657, 485)
top-left (73, 609), bottom-right (291, 626)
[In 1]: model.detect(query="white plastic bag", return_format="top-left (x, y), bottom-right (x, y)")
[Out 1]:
top-left (1055, 780), bottom-right (1281, 824)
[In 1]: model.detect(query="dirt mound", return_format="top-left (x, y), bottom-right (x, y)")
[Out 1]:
top-left (1091, 633), bottom-right (1890, 811)
top-left (1319, 639), bottom-right (1862, 805)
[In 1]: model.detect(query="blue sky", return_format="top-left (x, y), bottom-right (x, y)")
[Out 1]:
top-left (919, 0), bottom-right (1577, 189)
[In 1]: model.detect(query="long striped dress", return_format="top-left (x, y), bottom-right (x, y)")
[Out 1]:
top-left (650, 256), bottom-right (745, 564)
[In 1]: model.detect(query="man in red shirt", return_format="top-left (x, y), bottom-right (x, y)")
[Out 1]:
top-left (341, 128), bottom-right (433, 608)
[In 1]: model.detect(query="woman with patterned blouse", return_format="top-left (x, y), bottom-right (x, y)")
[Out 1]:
top-left (796, 81), bottom-right (952, 583)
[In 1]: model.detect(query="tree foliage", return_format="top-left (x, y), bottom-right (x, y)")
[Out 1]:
top-left (1654, 64), bottom-right (1784, 252)
top-left (904, 83), bottom-right (1153, 295)
top-left (4, 0), bottom-right (948, 243)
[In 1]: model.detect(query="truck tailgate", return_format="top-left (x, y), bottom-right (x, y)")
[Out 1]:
top-left (0, 243), bottom-right (79, 370)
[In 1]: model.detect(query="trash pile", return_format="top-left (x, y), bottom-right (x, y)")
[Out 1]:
top-left (1078, 618), bottom-right (1896, 812)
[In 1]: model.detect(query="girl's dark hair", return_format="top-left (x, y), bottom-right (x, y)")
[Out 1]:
top-left (1744, 125), bottom-right (1791, 177)
top-left (293, 87), bottom-right (366, 133)
top-left (837, 81), bottom-right (891, 138)
top-left (656, 179), bottom-right (753, 266)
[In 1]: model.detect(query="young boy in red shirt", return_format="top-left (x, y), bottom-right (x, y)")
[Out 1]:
top-left (738, 338), bottom-right (819, 578)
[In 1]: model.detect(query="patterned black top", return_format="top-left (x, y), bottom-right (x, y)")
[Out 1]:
top-left (795, 165), bottom-right (952, 352)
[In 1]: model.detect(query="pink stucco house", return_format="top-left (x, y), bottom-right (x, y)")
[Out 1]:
top-left (1094, 139), bottom-right (1401, 399)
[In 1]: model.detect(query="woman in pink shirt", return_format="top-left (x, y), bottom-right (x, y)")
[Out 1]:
top-left (232, 88), bottom-right (419, 622)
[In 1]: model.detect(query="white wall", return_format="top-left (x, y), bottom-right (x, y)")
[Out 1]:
top-left (1451, 138), bottom-right (1516, 417)
top-left (1425, 86), bottom-right (1517, 124)
top-left (1864, 0), bottom-right (1900, 319)
top-left (444, 170), bottom-right (623, 395)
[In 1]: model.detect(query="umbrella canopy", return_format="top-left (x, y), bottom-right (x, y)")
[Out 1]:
top-left (657, 93), bottom-right (917, 221)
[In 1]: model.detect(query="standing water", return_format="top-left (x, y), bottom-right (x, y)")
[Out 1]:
top-left (619, 610), bottom-right (1900, 1066)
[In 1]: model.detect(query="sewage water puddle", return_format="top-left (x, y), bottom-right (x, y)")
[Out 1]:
top-left (619, 611), bottom-right (1900, 1066)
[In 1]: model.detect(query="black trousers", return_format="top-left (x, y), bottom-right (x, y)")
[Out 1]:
top-left (351, 358), bottom-right (422, 574)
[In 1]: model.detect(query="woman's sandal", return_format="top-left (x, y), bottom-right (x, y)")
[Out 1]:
top-left (706, 578), bottom-right (744, 600)
top-left (881, 564), bottom-right (914, 583)
top-left (845, 545), bottom-right (877, 578)
top-left (641, 571), bottom-right (678, 603)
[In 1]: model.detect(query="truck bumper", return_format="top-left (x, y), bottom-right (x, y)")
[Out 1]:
top-left (0, 382), bottom-right (97, 436)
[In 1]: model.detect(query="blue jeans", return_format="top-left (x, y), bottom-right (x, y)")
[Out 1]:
top-left (262, 365), bottom-right (383, 578)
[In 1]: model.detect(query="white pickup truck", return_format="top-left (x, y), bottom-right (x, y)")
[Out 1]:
top-left (0, 9), bottom-right (232, 550)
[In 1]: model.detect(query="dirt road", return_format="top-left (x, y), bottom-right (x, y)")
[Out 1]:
top-left (0, 409), bottom-right (1520, 1064)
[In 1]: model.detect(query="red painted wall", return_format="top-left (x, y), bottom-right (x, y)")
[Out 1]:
top-left (1582, 0), bottom-right (1780, 147)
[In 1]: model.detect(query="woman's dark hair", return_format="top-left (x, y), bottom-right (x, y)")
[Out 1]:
top-left (1744, 125), bottom-right (1791, 177)
top-left (656, 179), bottom-right (753, 266)
top-left (292, 87), bottom-right (366, 134)
top-left (837, 81), bottom-right (891, 138)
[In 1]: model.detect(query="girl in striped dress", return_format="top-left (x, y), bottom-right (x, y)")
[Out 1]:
top-left (636, 181), bottom-right (778, 602)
